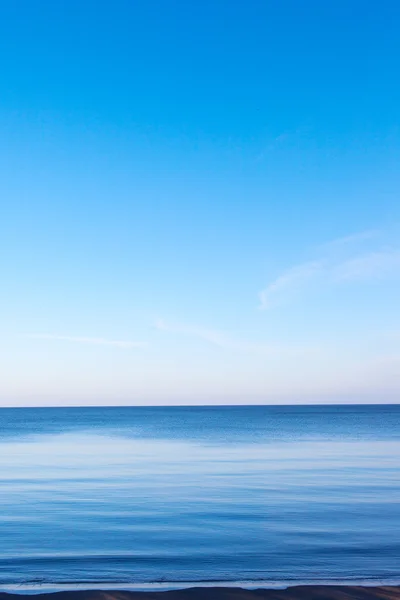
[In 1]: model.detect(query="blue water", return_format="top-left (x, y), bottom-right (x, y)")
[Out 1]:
top-left (0, 405), bottom-right (400, 588)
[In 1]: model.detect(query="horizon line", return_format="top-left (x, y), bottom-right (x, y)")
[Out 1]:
top-left (1, 401), bottom-right (399, 409)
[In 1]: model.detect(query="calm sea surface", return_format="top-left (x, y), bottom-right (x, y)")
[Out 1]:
top-left (1, 405), bottom-right (400, 589)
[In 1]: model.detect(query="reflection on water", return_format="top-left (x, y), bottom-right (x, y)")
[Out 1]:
top-left (0, 405), bottom-right (399, 585)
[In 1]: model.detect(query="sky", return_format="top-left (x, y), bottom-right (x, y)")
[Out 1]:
top-left (1, 0), bottom-right (400, 406)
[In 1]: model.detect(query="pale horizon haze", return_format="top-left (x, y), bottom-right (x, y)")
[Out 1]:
top-left (1, 1), bottom-right (400, 407)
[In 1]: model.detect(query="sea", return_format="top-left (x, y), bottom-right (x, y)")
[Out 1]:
top-left (0, 405), bottom-right (400, 592)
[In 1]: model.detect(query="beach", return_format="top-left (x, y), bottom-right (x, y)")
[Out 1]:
top-left (1, 587), bottom-right (400, 600)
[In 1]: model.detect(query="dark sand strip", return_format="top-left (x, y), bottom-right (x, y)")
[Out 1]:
top-left (1, 586), bottom-right (400, 600)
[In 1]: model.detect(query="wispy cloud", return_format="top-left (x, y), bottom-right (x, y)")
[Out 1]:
top-left (155, 319), bottom-right (229, 348)
top-left (259, 231), bottom-right (400, 309)
top-left (155, 318), bottom-right (313, 356)
top-left (29, 334), bottom-right (145, 349)
top-left (259, 261), bottom-right (323, 310)
top-left (332, 249), bottom-right (400, 281)
top-left (256, 127), bottom-right (306, 161)
top-left (318, 229), bottom-right (381, 251)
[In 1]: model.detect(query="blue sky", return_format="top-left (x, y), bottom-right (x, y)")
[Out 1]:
top-left (1, 1), bottom-right (400, 405)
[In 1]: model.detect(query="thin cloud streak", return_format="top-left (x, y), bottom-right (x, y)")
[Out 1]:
top-left (29, 334), bottom-right (145, 349)
top-left (318, 229), bottom-right (381, 250)
top-left (259, 261), bottom-right (322, 310)
top-left (332, 249), bottom-right (400, 281)
top-left (155, 318), bottom-right (314, 356)
top-left (259, 232), bottom-right (400, 310)
top-left (155, 318), bottom-right (229, 348)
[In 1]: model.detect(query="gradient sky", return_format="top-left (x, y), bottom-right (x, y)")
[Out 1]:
top-left (1, 0), bottom-right (400, 406)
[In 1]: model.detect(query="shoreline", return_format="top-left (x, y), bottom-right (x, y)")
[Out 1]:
top-left (2, 580), bottom-right (400, 593)
top-left (0, 582), bottom-right (400, 600)
top-left (1, 585), bottom-right (400, 600)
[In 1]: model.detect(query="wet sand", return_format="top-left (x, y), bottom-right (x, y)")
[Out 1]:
top-left (1, 586), bottom-right (400, 600)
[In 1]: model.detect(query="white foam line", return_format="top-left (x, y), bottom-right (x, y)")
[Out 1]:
top-left (2, 579), bottom-right (400, 595)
